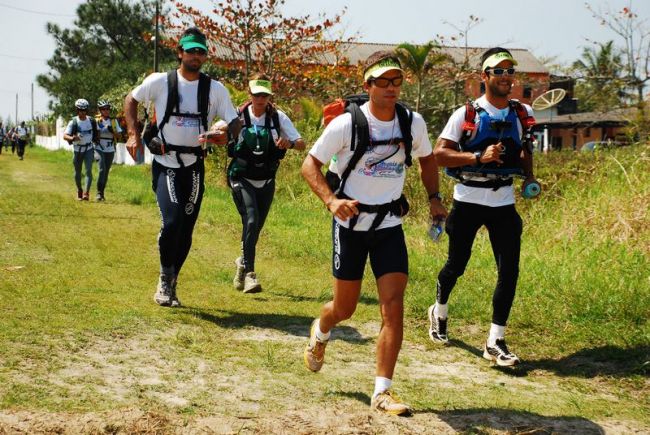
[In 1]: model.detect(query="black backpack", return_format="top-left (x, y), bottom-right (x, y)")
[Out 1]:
top-left (325, 94), bottom-right (414, 196)
top-left (142, 70), bottom-right (211, 150)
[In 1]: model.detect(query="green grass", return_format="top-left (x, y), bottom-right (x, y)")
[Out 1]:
top-left (0, 144), bottom-right (648, 431)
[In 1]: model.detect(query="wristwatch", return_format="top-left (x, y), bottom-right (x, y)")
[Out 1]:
top-left (428, 192), bottom-right (442, 201)
top-left (474, 151), bottom-right (482, 165)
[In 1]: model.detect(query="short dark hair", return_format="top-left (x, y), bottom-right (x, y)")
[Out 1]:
top-left (480, 47), bottom-right (513, 71)
top-left (363, 50), bottom-right (402, 81)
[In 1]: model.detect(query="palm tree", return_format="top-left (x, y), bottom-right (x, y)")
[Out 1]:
top-left (395, 42), bottom-right (440, 113)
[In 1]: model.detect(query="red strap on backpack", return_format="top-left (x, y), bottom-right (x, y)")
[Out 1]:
top-left (462, 101), bottom-right (477, 133)
top-left (511, 100), bottom-right (536, 129)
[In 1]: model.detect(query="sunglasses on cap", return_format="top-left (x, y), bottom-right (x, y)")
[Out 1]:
top-left (486, 67), bottom-right (516, 76)
top-left (370, 76), bottom-right (404, 88)
top-left (184, 47), bottom-right (207, 55)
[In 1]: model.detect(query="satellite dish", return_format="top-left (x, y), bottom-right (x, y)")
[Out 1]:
top-left (532, 88), bottom-right (566, 111)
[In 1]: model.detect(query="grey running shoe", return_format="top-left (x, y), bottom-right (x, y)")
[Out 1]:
top-left (243, 271), bottom-right (262, 294)
top-left (427, 304), bottom-right (449, 344)
top-left (233, 257), bottom-right (245, 290)
top-left (170, 276), bottom-right (181, 308)
top-left (304, 319), bottom-right (328, 372)
top-left (154, 274), bottom-right (174, 307)
top-left (96, 192), bottom-right (105, 201)
top-left (371, 390), bottom-right (411, 416)
top-left (483, 338), bottom-right (521, 366)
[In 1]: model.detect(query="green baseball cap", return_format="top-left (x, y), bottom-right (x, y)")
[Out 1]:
top-left (363, 57), bottom-right (403, 81)
top-left (179, 33), bottom-right (208, 51)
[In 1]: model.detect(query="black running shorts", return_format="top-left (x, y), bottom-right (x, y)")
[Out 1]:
top-left (331, 220), bottom-right (408, 280)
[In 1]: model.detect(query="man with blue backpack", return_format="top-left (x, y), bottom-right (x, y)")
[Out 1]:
top-left (428, 47), bottom-right (540, 367)
top-left (301, 50), bottom-right (447, 415)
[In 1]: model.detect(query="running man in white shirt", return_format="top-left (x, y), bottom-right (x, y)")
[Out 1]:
top-left (301, 51), bottom-right (447, 415)
top-left (429, 47), bottom-right (540, 367)
top-left (124, 27), bottom-right (241, 308)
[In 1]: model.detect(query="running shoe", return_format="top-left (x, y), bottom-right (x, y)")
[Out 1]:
top-left (304, 319), bottom-right (328, 372)
top-left (154, 274), bottom-right (174, 307)
top-left (170, 276), bottom-right (181, 308)
top-left (371, 390), bottom-right (411, 416)
top-left (483, 338), bottom-right (520, 366)
top-left (243, 271), bottom-right (262, 294)
top-left (82, 192), bottom-right (90, 201)
top-left (233, 257), bottom-right (245, 290)
top-left (427, 304), bottom-right (449, 344)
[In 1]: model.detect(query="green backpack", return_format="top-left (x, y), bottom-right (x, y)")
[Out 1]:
top-left (228, 102), bottom-right (286, 180)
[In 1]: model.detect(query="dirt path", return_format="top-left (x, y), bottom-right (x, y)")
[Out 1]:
top-left (1, 322), bottom-right (645, 434)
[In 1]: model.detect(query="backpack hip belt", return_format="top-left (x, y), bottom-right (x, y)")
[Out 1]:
top-left (339, 192), bottom-right (409, 233)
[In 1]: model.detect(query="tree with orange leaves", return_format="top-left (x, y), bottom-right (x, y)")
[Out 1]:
top-left (166, 0), bottom-right (356, 100)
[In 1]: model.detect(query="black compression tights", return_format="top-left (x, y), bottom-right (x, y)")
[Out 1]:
top-left (436, 200), bottom-right (523, 326)
top-left (152, 159), bottom-right (205, 276)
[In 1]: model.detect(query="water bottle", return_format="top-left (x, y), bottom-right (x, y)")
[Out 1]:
top-left (428, 218), bottom-right (445, 243)
top-left (522, 181), bottom-right (541, 199)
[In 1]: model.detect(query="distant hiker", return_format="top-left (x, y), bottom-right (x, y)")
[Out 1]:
top-left (15, 122), bottom-right (29, 161)
top-left (94, 100), bottom-right (122, 201)
top-left (428, 47), bottom-right (540, 367)
top-left (301, 50), bottom-right (447, 415)
top-left (227, 74), bottom-right (305, 294)
top-left (0, 122), bottom-right (5, 155)
top-left (124, 27), bottom-right (240, 308)
top-left (63, 98), bottom-right (98, 201)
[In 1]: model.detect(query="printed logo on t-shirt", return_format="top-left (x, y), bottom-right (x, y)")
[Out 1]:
top-left (357, 146), bottom-right (404, 178)
top-left (173, 116), bottom-right (200, 128)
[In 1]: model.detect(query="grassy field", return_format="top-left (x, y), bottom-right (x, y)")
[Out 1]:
top-left (0, 144), bottom-right (648, 433)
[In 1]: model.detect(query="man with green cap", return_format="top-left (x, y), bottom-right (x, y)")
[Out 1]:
top-left (428, 47), bottom-right (540, 367)
top-left (124, 27), bottom-right (241, 308)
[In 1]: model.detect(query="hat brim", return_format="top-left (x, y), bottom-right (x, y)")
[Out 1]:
top-left (249, 85), bottom-right (273, 95)
top-left (482, 53), bottom-right (518, 71)
top-left (181, 41), bottom-right (208, 51)
top-left (365, 66), bottom-right (404, 81)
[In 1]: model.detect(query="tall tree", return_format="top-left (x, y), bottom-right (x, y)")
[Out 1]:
top-left (572, 41), bottom-right (627, 112)
top-left (169, 0), bottom-right (354, 100)
top-left (37, 0), bottom-right (174, 117)
top-left (586, 2), bottom-right (650, 107)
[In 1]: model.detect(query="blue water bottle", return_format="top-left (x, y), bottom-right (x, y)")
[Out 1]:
top-left (428, 218), bottom-right (445, 243)
top-left (522, 181), bottom-right (541, 199)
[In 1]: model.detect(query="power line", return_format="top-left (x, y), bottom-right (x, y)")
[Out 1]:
top-left (0, 53), bottom-right (47, 62)
top-left (0, 2), bottom-right (75, 17)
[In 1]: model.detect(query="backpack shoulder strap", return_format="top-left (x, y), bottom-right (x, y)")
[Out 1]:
top-left (198, 72), bottom-right (211, 131)
top-left (459, 100), bottom-right (479, 150)
top-left (159, 70), bottom-right (178, 130)
top-left (269, 105), bottom-right (281, 138)
top-left (71, 117), bottom-right (78, 135)
top-left (395, 103), bottom-right (413, 167)
top-left (509, 99), bottom-right (536, 130)
top-left (89, 117), bottom-right (99, 143)
top-left (338, 103), bottom-right (368, 195)
top-left (240, 102), bottom-right (252, 128)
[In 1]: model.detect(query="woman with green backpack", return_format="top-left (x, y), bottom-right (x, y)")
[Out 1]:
top-left (227, 74), bottom-right (305, 293)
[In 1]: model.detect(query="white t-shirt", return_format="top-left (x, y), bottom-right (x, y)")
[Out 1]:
top-left (132, 71), bottom-right (238, 168)
top-left (238, 105), bottom-right (302, 188)
top-left (65, 117), bottom-right (95, 152)
top-left (309, 102), bottom-right (432, 231)
top-left (439, 95), bottom-right (534, 207)
top-left (96, 117), bottom-right (122, 152)
top-left (16, 126), bottom-right (28, 139)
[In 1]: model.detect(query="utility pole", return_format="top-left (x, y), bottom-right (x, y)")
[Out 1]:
top-left (153, 0), bottom-right (160, 72)
top-left (15, 93), bottom-right (18, 125)
top-left (31, 83), bottom-right (34, 120)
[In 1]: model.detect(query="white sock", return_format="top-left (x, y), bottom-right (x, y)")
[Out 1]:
top-left (373, 377), bottom-right (392, 398)
top-left (434, 303), bottom-right (448, 319)
top-left (314, 319), bottom-right (330, 342)
top-left (488, 323), bottom-right (505, 346)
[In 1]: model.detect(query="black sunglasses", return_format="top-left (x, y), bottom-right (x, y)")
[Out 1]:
top-left (184, 48), bottom-right (207, 55)
top-left (486, 67), bottom-right (516, 76)
top-left (370, 76), bottom-right (404, 88)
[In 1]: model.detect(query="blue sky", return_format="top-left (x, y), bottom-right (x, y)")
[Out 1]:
top-left (0, 0), bottom-right (648, 123)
